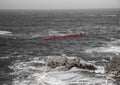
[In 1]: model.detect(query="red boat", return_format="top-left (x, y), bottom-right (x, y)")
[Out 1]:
top-left (41, 33), bottom-right (86, 40)
top-left (53, 35), bottom-right (66, 39)
top-left (42, 37), bottom-right (52, 40)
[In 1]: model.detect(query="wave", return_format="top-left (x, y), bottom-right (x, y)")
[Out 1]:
top-left (27, 32), bottom-right (47, 39)
top-left (28, 28), bottom-right (84, 39)
top-left (0, 30), bottom-right (44, 39)
top-left (10, 55), bottom-right (114, 85)
top-left (109, 39), bottom-right (120, 46)
top-left (85, 39), bottom-right (120, 55)
top-left (48, 30), bottom-right (60, 36)
top-left (85, 45), bottom-right (120, 55)
top-left (0, 30), bottom-right (12, 35)
top-left (26, 30), bottom-right (68, 39)
top-left (48, 29), bottom-right (74, 36)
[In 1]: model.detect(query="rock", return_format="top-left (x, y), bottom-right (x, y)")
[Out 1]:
top-left (103, 56), bottom-right (120, 77)
top-left (46, 56), bottom-right (67, 68)
top-left (66, 57), bottom-right (80, 69)
top-left (46, 56), bottom-right (97, 71)
top-left (78, 63), bottom-right (97, 70)
top-left (46, 56), bottom-right (80, 69)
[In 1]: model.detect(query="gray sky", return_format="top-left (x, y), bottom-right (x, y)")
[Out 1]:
top-left (0, 0), bottom-right (120, 9)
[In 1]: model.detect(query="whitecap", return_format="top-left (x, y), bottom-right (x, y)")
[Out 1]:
top-left (0, 30), bottom-right (12, 35)
top-left (48, 30), bottom-right (60, 36)
top-left (29, 32), bottom-right (47, 38)
top-left (109, 39), bottom-right (120, 46)
top-left (85, 45), bottom-right (120, 54)
top-left (31, 34), bottom-right (43, 38)
top-left (95, 66), bottom-right (105, 74)
top-left (48, 29), bottom-right (71, 36)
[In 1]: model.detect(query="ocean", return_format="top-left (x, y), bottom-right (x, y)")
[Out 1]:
top-left (0, 9), bottom-right (120, 85)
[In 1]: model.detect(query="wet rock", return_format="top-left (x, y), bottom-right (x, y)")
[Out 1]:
top-left (103, 56), bottom-right (120, 77)
top-left (46, 56), bottom-right (97, 71)
top-left (66, 57), bottom-right (80, 69)
top-left (46, 56), bottom-right (67, 68)
top-left (78, 64), bottom-right (97, 70)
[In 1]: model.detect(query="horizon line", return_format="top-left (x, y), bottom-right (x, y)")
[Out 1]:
top-left (0, 8), bottom-right (120, 11)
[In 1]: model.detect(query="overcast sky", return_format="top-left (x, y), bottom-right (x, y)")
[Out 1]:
top-left (0, 0), bottom-right (120, 9)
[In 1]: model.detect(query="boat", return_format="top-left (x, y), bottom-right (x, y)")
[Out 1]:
top-left (53, 35), bottom-right (66, 39)
top-left (41, 33), bottom-right (86, 40)
top-left (42, 37), bottom-right (52, 40)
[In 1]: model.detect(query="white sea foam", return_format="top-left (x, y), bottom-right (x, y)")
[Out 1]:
top-left (31, 34), bottom-right (43, 38)
top-left (48, 30), bottom-right (60, 36)
top-left (30, 70), bottom-right (112, 85)
top-left (85, 39), bottom-right (120, 54)
top-left (0, 30), bottom-right (12, 35)
top-left (48, 29), bottom-right (72, 36)
top-left (109, 39), bottom-right (120, 46)
top-left (11, 56), bottom-right (114, 85)
top-left (95, 66), bottom-right (105, 74)
top-left (30, 33), bottom-right (47, 38)
top-left (85, 45), bottom-right (120, 54)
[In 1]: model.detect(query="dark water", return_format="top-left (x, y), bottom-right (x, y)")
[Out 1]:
top-left (0, 9), bottom-right (120, 85)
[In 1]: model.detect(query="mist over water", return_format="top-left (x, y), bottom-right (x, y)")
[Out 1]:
top-left (0, 9), bottom-right (120, 85)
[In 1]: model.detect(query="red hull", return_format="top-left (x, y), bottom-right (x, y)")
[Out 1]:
top-left (41, 33), bottom-right (86, 40)
top-left (53, 35), bottom-right (66, 39)
top-left (42, 37), bottom-right (52, 40)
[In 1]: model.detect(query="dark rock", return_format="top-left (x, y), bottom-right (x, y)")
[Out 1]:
top-left (78, 63), bottom-right (97, 70)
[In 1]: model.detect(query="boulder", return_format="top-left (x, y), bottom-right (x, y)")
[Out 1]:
top-left (103, 56), bottom-right (120, 77)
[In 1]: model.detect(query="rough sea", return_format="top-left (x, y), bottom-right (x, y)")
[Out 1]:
top-left (0, 9), bottom-right (120, 85)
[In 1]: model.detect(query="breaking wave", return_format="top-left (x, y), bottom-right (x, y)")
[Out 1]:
top-left (9, 55), bottom-right (114, 85)
top-left (85, 39), bottom-right (120, 55)
top-left (85, 45), bottom-right (120, 54)
top-left (0, 30), bottom-right (12, 35)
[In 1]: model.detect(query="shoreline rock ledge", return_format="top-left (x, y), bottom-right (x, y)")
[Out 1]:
top-left (46, 56), bottom-right (97, 71)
